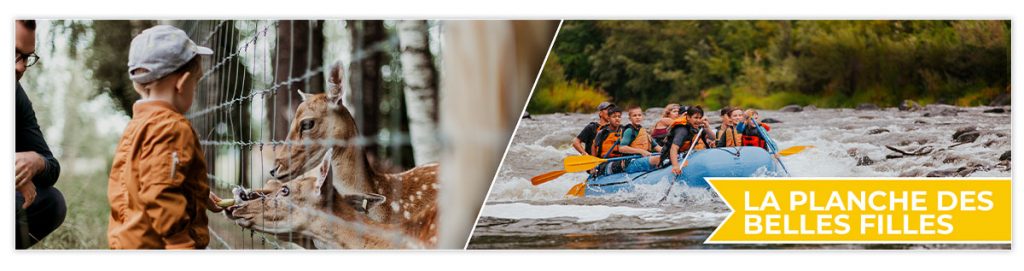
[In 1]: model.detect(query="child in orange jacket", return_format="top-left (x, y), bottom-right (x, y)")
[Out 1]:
top-left (107, 25), bottom-right (223, 249)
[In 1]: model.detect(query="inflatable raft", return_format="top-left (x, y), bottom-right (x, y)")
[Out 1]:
top-left (584, 146), bottom-right (782, 196)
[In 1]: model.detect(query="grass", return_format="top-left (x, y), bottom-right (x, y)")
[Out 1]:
top-left (32, 171), bottom-right (110, 249)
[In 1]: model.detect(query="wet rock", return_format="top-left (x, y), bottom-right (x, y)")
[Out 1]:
top-left (760, 118), bottom-right (782, 124)
top-left (983, 108), bottom-right (1008, 114)
top-left (858, 116), bottom-right (876, 120)
top-left (803, 105), bottom-right (818, 111)
top-left (926, 169), bottom-right (960, 177)
top-left (954, 130), bottom-right (981, 144)
top-left (952, 126), bottom-right (977, 139)
top-left (886, 145), bottom-right (934, 156)
top-left (779, 105), bottom-right (803, 112)
top-left (914, 120), bottom-right (928, 124)
top-left (868, 128), bottom-right (890, 135)
top-left (886, 154), bottom-right (905, 159)
top-left (522, 112), bottom-right (532, 119)
top-left (923, 104), bottom-right (959, 117)
top-left (847, 148), bottom-right (860, 157)
top-left (1000, 151), bottom-right (1011, 161)
top-left (856, 103), bottom-right (880, 111)
top-left (989, 92), bottom-right (1010, 106)
top-left (899, 100), bottom-right (922, 111)
top-left (857, 156), bottom-right (875, 166)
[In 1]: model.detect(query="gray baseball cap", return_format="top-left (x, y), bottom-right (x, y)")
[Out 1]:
top-left (127, 25), bottom-right (213, 84)
top-left (597, 101), bottom-right (615, 111)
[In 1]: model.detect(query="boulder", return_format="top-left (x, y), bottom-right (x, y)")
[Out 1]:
top-left (983, 108), bottom-right (1008, 114)
top-left (989, 92), bottom-right (1010, 106)
top-left (803, 105), bottom-right (818, 111)
top-left (952, 126), bottom-right (977, 139)
top-left (954, 130), bottom-right (981, 144)
top-left (923, 104), bottom-right (959, 117)
top-left (868, 128), bottom-right (890, 135)
top-left (779, 105), bottom-right (803, 112)
top-left (1000, 151), bottom-right (1011, 161)
top-left (899, 100), bottom-right (922, 111)
top-left (522, 112), bottom-right (532, 119)
top-left (856, 156), bottom-right (875, 166)
top-left (760, 118), bottom-right (782, 124)
top-left (856, 103), bottom-right (880, 111)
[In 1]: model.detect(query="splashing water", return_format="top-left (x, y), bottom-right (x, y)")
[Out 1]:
top-left (470, 106), bottom-right (1010, 249)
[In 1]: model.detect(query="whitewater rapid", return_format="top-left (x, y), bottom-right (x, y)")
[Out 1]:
top-left (471, 106), bottom-right (1010, 248)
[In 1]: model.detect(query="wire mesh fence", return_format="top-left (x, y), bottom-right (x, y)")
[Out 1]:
top-left (178, 20), bottom-right (430, 249)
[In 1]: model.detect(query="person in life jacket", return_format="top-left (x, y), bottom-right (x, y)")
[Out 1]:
top-left (661, 106), bottom-right (716, 175)
top-left (617, 106), bottom-right (663, 173)
top-left (592, 107), bottom-right (625, 158)
top-left (736, 109), bottom-right (771, 150)
top-left (651, 103), bottom-right (681, 145)
top-left (716, 106), bottom-right (744, 147)
top-left (572, 101), bottom-right (615, 156)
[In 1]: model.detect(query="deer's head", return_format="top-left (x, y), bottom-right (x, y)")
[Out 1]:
top-left (229, 151), bottom-right (386, 234)
top-left (269, 63), bottom-right (358, 181)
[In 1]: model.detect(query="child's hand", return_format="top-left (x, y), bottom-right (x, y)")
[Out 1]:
top-left (672, 167), bottom-right (682, 175)
top-left (207, 192), bottom-right (224, 213)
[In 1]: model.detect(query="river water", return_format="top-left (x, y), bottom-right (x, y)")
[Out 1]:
top-left (468, 105), bottom-right (1011, 249)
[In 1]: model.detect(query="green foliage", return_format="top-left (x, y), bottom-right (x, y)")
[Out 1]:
top-left (545, 20), bottom-right (1009, 111)
top-left (528, 52), bottom-right (610, 114)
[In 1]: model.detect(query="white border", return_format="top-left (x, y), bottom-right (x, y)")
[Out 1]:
top-left (704, 177), bottom-right (1011, 245)
top-left (4, 0), bottom-right (1023, 270)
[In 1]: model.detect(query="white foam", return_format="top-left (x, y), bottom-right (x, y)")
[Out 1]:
top-left (480, 202), bottom-right (660, 222)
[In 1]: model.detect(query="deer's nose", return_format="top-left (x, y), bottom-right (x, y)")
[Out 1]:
top-left (269, 166), bottom-right (279, 177)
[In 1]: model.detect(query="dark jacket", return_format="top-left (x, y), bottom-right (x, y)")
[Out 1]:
top-left (15, 82), bottom-right (61, 188)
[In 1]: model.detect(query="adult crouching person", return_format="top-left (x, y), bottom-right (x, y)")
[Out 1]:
top-left (15, 19), bottom-right (67, 249)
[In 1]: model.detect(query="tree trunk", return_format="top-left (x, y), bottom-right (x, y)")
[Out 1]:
top-left (347, 20), bottom-right (386, 162)
top-left (270, 20), bottom-right (325, 141)
top-left (397, 20), bottom-right (440, 165)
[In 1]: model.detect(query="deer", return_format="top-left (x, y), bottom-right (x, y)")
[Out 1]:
top-left (267, 63), bottom-right (439, 247)
top-left (227, 152), bottom-right (425, 249)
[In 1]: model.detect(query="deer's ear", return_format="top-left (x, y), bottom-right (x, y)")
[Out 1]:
top-left (326, 62), bottom-right (344, 107)
top-left (297, 89), bottom-right (313, 102)
top-left (314, 149), bottom-right (333, 195)
top-left (341, 193), bottom-right (386, 214)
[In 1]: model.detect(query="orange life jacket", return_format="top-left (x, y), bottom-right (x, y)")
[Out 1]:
top-left (717, 124), bottom-right (742, 147)
top-left (626, 124), bottom-right (654, 152)
top-left (668, 118), bottom-right (706, 151)
top-left (592, 125), bottom-right (624, 158)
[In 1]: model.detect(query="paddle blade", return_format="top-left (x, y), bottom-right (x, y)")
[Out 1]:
top-left (566, 182), bottom-right (587, 197)
top-left (780, 145), bottom-right (813, 156)
top-left (530, 170), bottom-right (566, 186)
top-left (563, 155), bottom-right (607, 172)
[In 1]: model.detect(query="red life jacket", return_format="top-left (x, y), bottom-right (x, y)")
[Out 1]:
top-left (741, 122), bottom-right (771, 150)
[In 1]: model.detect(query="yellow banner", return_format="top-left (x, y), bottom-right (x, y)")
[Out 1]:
top-left (705, 178), bottom-right (1011, 244)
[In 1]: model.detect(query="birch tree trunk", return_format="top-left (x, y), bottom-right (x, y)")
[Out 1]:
top-left (397, 20), bottom-right (440, 165)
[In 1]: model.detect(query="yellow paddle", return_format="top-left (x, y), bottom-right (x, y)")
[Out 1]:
top-left (561, 154), bottom-right (645, 196)
top-left (565, 154), bottom-right (646, 172)
top-left (779, 145), bottom-right (813, 156)
top-left (566, 182), bottom-right (586, 197)
top-left (531, 154), bottom-right (640, 186)
top-left (530, 170), bottom-right (567, 185)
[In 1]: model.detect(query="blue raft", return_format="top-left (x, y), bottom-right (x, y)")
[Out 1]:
top-left (584, 146), bottom-right (782, 196)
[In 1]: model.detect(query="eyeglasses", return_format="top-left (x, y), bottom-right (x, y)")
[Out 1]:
top-left (16, 52), bottom-right (39, 67)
